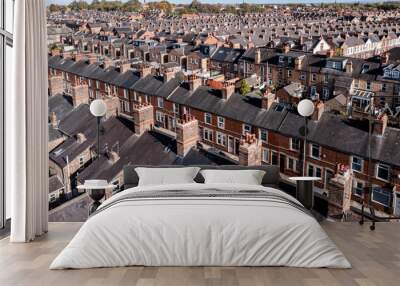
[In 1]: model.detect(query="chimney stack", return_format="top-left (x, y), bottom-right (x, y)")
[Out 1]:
top-left (239, 133), bottom-right (262, 166)
top-left (188, 75), bottom-right (202, 91)
top-left (71, 85), bottom-right (89, 107)
top-left (139, 65), bottom-right (152, 78)
top-left (76, 133), bottom-right (87, 144)
top-left (311, 101), bottom-right (325, 121)
top-left (295, 55), bottom-right (305, 70)
top-left (176, 114), bottom-right (199, 157)
top-left (163, 68), bottom-right (175, 82)
top-left (262, 89), bottom-right (276, 110)
top-left (50, 112), bottom-right (58, 128)
top-left (48, 72), bottom-right (64, 97)
top-left (373, 113), bottom-right (388, 136)
top-left (282, 43), bottom-right (290, 54)
top-left (345, 60), bottom-right (353, 74)
top-left (221, 82), bottom-right (235, 100)
top-left (254, 48), bottom-right (261, 65)
top-left (132, 103), bottom-right (154, 135)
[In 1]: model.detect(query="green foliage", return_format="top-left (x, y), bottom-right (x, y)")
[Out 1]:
top-left (48, 4), bottom-right (66, 13)
top-left (68, 1), bottom-right (89, 11)
top-left (239, 80), bottom-right (251, 96)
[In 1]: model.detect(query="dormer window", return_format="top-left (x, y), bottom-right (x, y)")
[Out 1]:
top-left (279, 56), bottom-right (284, 63)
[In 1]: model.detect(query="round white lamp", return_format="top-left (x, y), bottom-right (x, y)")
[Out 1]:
top-left (297, 99), bottom-right (315, 117)
top-left (90, 99), bottom-right (107, 117)
top-left (90, 99), bottom-right (107, 158)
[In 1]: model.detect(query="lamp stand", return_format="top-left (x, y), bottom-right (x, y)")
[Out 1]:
top-left (97, 116), bottom-right (101, 158)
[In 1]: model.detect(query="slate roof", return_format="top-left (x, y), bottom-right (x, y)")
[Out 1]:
top-left (211, 47), bottom-right (245, 63)
top-left (48, 94), bottom-right (74, 121)
top-left (49, 176), bottom-right (64, 194)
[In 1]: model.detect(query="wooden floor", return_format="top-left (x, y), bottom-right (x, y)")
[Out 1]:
top-left (0, 222), bottom-right (399, 286)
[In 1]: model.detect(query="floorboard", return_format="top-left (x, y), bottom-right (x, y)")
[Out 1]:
top-left (0, 222), bottom-right (399, 286)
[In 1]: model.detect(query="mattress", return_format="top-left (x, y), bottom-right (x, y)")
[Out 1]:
top-left (50, 183), bottom-right (351, 269)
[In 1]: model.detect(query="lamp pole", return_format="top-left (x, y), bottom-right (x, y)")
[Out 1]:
top-left (90, 99), bottom-right (107, 160)
top-left (298, 99), bottom-right (315, 177)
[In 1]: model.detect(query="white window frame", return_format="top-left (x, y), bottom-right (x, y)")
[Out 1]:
top-left (123, 89), bottom-right (128, 99)
top-left (351, 156), bottom-right (363, 173)
top-left (353, 180), bottom-right (364, 197)
top-left (262, 148), bottom-right (270, 163)
top-left (290, 137), bottom-right (300, 151)
top-left (216, 132), bottom-right (226, 146)
top-left (157, 97), bottom-right (164, 108)
top-left (259, 129), bottom-right (268, 143)
top-left (156, 111), bottom-right (165, 123)
top-left (310, 144), bottom-right (321, 159)
top-left (376, 163), bottom-right (390, 182)
top-left (307, 163), bottom-right (322, 178)
top-left (243, 124), bottom-right (251, 135)
top-left (203, 128), bottom-right (213, 142)
top-left (204, 112), bottom-right (212, 125)
top-left (217, 116), bottom-right (225, 129)
top-left (286, 157), bottom-right (298, 172)
top-left (371, 186), bottom-right (391, 207)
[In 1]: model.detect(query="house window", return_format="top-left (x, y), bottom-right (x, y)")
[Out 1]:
top-left (123, 89), bottom-right (128, 99)
top-left (308, 164), bottom-right (322, 178)
top-left (382, 83), bottom-right (387, 92)
top-left (300, 72), bottom-right (306, 80)
top-left (310, 86), bottom-right (317, 96)
top-left (322, 88), bottom-right (329, 100)
top-left (123, 101), bottom-right (130, 113)
top-left (353, 181), bottom-right (364, 196)
top-left (366, 81), bottom-right (371, 91)
top-left (96, 81), bottom-right (100, 89)
top-left (259, 129), bottom-right (268, 143)
top-left (376, 164), bottom-right (390, 181)
top-left (324, 74), bottom-right (329, 83)
top-left (290, 138), bottom-right (300, 151)
top-left (79, 156), bottom-right (85, 166)
top-left (271, 151), bottom-right (278, 165)
top-left (203, 128), bottom-right (213, 142)
top-left (372, 187), bottom-right (391, 207)
top-left (311, 73), bottom-right (316, 81)
top-left (351, 156), bottom-right (363, 172)
top-left (287, 157), bottom-right (298, 172)
top-left (173, 103), bottom-right (179, 115)
top-left (279, 56), bottom-right (284, 63)
top-left (156, 111), bottom-right (164, 123)
top-left (262, 148), bottom-right (269, 163)
top-left (310, 144), bottom-right (321, 159)
top-left (216, 132), bottom-right (226, 146)
top-left (287, 69), bottom-right (292, 77)
top-left (217, 116), bottom-right (225, 129)
top-left (204, 113), bottom-right (212, 125)
top-left (243, 124), bottom-right (251, 135)
top-left (157, 97), bottom-right (164, 108)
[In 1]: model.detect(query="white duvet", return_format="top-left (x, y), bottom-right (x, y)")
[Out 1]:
top-left (50, 183), bottom-right (351, 269)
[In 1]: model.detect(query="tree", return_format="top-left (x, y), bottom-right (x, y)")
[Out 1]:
top-left (68, 0), bottom-right (89, 11)
top-left (239, 80), bottom-right (251, 96)
top-left (123, 0), bottom-right (142, 12)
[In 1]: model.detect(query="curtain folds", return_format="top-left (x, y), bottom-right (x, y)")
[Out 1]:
top-left (8, 0), bottom-right (48, 242)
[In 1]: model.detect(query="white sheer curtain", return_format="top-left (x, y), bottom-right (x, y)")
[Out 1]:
top-left (7, 0), bottom-right (48, 242)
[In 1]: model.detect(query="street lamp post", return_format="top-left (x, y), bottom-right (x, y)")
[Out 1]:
top-left (89, 99), bottom-right (107, 159)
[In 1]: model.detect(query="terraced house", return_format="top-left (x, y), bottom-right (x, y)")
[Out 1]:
top-left (48, 54), bottom-right (400, 218)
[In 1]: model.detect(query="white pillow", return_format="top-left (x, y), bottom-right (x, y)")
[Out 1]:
top-left (135, 167), bottom-right (200, 186)
top-left (200, 169), bottom-right (266, 185)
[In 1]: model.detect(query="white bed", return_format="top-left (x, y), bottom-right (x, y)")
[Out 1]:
top-left (50, 183), bottom-right (351, 269)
